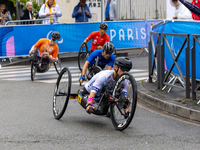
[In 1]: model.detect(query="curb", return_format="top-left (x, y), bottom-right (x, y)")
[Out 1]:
top-left (137, 81), bottom-right (200, 122)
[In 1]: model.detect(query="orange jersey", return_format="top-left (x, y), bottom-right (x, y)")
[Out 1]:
top-left (87, 31), bottom-right (110, 51)
top-left (34, 38), bottom-right (59, 59)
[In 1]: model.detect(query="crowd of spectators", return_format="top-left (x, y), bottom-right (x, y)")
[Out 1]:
top-left (2, 0), bottom-right (200, 26)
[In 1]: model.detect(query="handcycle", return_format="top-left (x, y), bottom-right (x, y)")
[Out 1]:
top-left (30, 48), bottom-right (62, 81)
top-left (79, 55), bottom-right (102, 86)
top-left (78, 42), bottom-right (117, 85)
top-left (53, 67), bottom-right (137, 131)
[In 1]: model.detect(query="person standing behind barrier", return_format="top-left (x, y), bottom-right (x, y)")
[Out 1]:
top-left (171, 0), bottom-right (193, 20)
top-left (21, 2), bottom-right (34, 24)
top-left (105, 0), bottom-right (117, 21)
top-left (0, 3), bottom-right (12, 25)
top-left (82, 23), bottom-right (109, 52)
top-left (39, 0), bottom-right (62, 24)
top-left (72, 0), bottom-right (92, 22)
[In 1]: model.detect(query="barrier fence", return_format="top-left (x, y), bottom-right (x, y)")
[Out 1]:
top-left (0, 20), bottom-right (162, 58)
top-left (5, 18), bottom-right (54, 26)
top-left (150, 20), bottom-right (200, 100)
top-left (149, 31), bottom-right (190, 99)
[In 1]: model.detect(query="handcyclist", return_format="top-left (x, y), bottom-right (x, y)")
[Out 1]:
top-left (79, 57), bottom-right (132, 114)
top-left (82, 22), bottom-right (109, 52)
top-left (79, 41), bottom-right (115, 83)
top-left (29, 31), bottom-right (60, 66)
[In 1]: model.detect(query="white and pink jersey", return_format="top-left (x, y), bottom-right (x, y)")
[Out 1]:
top-left (85, 70), bottom-right (128, 97)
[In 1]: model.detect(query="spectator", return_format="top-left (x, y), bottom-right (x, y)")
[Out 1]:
top-left (39, 0), bottom-right (62, 24)
top-left (20, 1), bottom-right (34, 24)
top-left (105, 0), bottom-right (117, 21)
top-left (191, 0), bottom-right (200, 20)
top-left (0, 3), bottom-right (11, 25)
top-left (72, 0), bottom-right (92, 22)
top-left (171, 0), bottom-right (193, 20)
top-left (179, 0), bottom-right (200, 19)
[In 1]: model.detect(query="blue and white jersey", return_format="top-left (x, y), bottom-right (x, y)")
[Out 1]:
top-left (85, 70), bottom-right (128, 97)
top-left (87, 50), bottom-right (115, 69)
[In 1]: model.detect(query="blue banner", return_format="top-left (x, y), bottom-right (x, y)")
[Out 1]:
top-left (152, 21), bottom-right (200, 79)
top-left (0, 20), bottom-right (162, 57)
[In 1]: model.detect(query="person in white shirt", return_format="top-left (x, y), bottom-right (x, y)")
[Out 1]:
top-left (39, 0), bottom-right (62, 24)
top-left (171, 0), bottom-right (193, 20)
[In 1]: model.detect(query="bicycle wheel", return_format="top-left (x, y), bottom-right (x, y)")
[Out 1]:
top-left (31, 61), bottom-right (36, 81)
top-left (110, 72), bottom-right (137, 131)
top-left (30, 49), bottom-right (38, 81)
top-left (54, 55), bottom-right (62, 75)
top-left (78, 43), bottom-right (89, 72)
top-left (53, 67), bottom-right (71, 120)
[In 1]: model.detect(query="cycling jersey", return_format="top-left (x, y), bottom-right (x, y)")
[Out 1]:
top-left (34, 38), bottom-right (59, 59)
top-left (86, 50), bottom-right (115, 69)
top-left (85, 70), bottom-right (128, 97)
top-left (87, 31), bottom-right (109, 51)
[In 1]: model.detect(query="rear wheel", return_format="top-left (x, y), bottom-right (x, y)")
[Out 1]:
top-left (78, 43), bottom-right (89, 72)
top-left (54, 55), bottom-right (62, 74)
top-left (110, 72), bottom-right (137, 131)
top-left (53, 67), bottom-right (71, 120)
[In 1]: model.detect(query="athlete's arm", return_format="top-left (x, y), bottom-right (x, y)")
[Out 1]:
top-left (106, 66), bottom-right (112, 70)
top-left (80, 61), bottom-right (90, 83)
top-left (29, 45), bottom-right (36, 54)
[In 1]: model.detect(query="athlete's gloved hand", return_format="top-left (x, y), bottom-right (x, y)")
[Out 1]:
top-left (79, 75), bottom-right (86, 83)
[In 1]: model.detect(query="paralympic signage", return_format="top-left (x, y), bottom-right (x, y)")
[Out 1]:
top-left (0, 20), bottom-right (161, 57)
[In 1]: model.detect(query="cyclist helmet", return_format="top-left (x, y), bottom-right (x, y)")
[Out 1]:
top-left (99, 23), bottom-right (108, 30)
top-left (103, 42), bottom-right (115, 55)
top-left (115, 57), bottom-right (132, 72)
top-left (51, 31), bottom-right (61, 39)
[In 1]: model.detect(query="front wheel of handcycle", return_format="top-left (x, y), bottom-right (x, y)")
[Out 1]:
top-left (110, 72), bottom-right (137, 131)
top-left (78, 43), bottom-right (89, 72)
top-left (30, 48), bottom-right (38, 81)
top-left (53, 67), bottom-right (71, 120)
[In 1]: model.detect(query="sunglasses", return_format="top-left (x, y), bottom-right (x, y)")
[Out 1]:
top-left (52, 39), bottom-right (58, 42)
top-left (120, 67), bottom-right (130, 72)
top-left (100, 29), bottom-right (105, 32)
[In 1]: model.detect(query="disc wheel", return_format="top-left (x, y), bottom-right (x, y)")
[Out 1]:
top-left (110, 72), bottom-right (137, 131)
top-left (53, 67), bottom-right (71, 120)
top-left (78, 43), bottom-right (89, 72)
top-left (54, 55), bottom-right (62, 75)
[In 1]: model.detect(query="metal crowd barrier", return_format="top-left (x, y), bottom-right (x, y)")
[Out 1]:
top-left (191, 35), bottom-right (200, 100)
top-left (148, 31), bottom-right (190, 99)
top-left (5, 18), bottom-right (54, 26)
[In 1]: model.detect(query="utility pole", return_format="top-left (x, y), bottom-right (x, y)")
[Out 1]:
top-left (16, 0), bottom-right (20, 20)
top-left (101, 0), bottom-right (103, 22)
top-left (156, 0), bottom-right (158, 19)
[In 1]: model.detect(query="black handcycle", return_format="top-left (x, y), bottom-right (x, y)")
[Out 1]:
top-left (30, 48), bottom-right (62, 81)
top-left (53, 67), bottom-right (137, 131)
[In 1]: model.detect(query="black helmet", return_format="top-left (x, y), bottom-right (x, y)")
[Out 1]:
top-left (99, 23), bottom-right (108, 30)
top-left (51, 31), bottom-right (60, 39)
top-left (103, 42), bottom-right (115, 54)
top-left (115, 57), bottom-right (132, 71)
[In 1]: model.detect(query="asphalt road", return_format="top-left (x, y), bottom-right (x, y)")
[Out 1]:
top-left (0, 57), bottom-right (200, 149)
